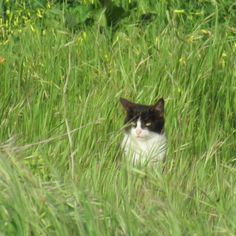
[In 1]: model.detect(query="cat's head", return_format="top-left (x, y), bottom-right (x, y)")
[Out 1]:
top-left (120, 97), bottom-right (165, 140)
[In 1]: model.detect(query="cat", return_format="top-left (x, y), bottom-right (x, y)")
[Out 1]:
top-left (120, 97), bottom-right (166, 165)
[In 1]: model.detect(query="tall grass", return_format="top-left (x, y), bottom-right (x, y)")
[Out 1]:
top-left (0, 1), bottom-right (236, 235)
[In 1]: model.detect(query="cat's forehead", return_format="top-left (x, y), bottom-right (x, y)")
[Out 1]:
top-left (132, 108), bottom-right (155, 118)
top-left (132, 104), bottom-right (152, 112)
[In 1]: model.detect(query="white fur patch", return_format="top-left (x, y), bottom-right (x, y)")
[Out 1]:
top-left (121, 125), bottom-right (167, 165)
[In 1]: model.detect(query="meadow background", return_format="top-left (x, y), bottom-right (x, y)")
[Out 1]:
top-left (0, 0), bottom-right (236, 235)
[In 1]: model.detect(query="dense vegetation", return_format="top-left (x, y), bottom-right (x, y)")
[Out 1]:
top-left (0, 0), bottom-right (236, 235)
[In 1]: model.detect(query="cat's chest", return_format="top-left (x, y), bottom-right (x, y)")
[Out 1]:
top-left (122, 132), bottom-right (166, 163)
top-left (129, 137), bottom-right (156, 152)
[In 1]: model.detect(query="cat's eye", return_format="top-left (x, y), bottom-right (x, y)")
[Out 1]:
top-left (145, 122), bottom-right (152, 127)
top-left (130, 121), bottom-right (136, 126)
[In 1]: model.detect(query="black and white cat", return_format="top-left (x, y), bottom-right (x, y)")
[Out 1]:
top-left (120, 97), bottom-right (166, 165)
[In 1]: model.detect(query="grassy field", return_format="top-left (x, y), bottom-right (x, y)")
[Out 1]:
top-left (0, 1), bottom-right (236, 235)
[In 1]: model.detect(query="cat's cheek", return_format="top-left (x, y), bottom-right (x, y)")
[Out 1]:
top-left (141, 132), bottom-right (149, 138)
top-left (130, 128), bottom-right (136, 137)
top-left (141, 130), bottom-right (152, 139)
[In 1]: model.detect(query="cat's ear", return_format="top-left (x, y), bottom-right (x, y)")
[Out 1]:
top-left (154, 98), bottom-right (164, 116)
top-left (120, 97), bottom-right (135, 111)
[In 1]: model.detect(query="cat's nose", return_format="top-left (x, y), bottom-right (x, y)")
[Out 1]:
top-left (136, 129), bottom-right (142, 136)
